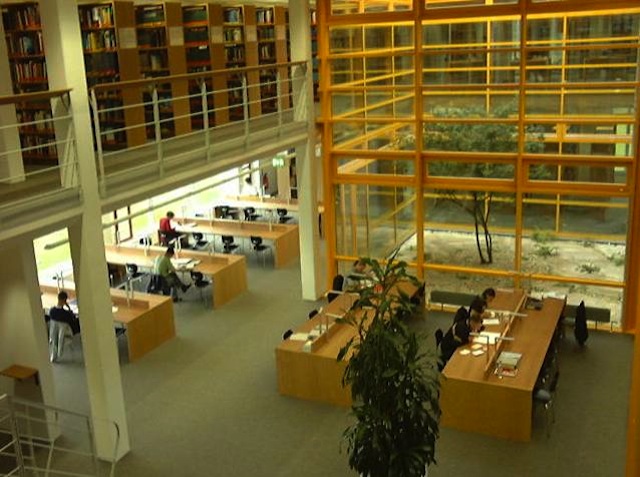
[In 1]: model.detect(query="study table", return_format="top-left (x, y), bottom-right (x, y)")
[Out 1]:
top-left (104, 243), bottom-right (248, 308)
top-left (275, 281), bottom-right (421, 407)
top-left (174, 217), bottom-right (299, 268)
top-left (439, 289), bottom-right (565, 441)
top-left (40, 283), bottom-right (175, 362)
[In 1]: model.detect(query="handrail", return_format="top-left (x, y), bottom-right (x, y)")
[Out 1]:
top-left (0, 88), bottom-right (72, 105)
top-left (91, 61), bottom-right (307, 92)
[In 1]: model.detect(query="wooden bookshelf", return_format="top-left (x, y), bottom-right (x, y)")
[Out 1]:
top-left (243, 5), bottom-right (261, 118)
top-left (222, 5), bottom-right (246, 122)
top-left (256, 6), bottom-right (277, 114)
top-left (135, 2), bottom-right (190, 139)
top-left (274, 6), bottom-right (290, 111)
top-left (1, 2), bottom-right (57, 166)
top-left (79, 1), bottom-right (145, 150)
top-left (311, 9), bottom-right (319, 102)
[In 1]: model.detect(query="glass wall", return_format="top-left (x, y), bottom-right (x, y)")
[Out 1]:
top-left (322, 0), bottom-right (640, 328)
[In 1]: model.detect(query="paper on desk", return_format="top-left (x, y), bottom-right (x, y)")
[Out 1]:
top-left (483, 318), bottom-right (500, 326)
top-left (180, 222), bottom-right (197, 229)
top-left (289, 333), bottom-right (310, 341)
top-left (472, 349), bottom-right (485, 357)
top-left (472, 331), bottom-right (501, 345)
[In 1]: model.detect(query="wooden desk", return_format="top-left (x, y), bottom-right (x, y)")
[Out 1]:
top-left (40, 284), bottom-right (175, 362)
top-left (275, 293), bottom-right (358, 407)
top-left (176, 217), bottom-right (300, 268)
top-left (275, 280), bottom-right (421, 406)
top-left (440, 289), bottom-right (565, 441)
top-left (105, 244), bottom-right (247, 308)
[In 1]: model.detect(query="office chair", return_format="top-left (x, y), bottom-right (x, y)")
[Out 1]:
top-left (139, 236), bottom-right (152, 247)
top-left (49, 321), bottom-right (76, 363)
top-left (282, 329), bottom-right (294, 340)
top-left (219, 205), bottom-right (239, 219)
top-left (190, 271), bottom-right (212, 308)
top-left (221, 235), bottom-right (239, 254)
top-left (533, 367), bottom-right (559, 438)
top-left (276, 208), bottom-right (293, 223)
top-left (435, 329), bottom-right (444, 348)
top-left (250, 236), bottom-right (271, 267)
top-left (327, 275), bottom-right (344, 303)
top-left (192, 232), bottom-right (209, 251)
top-left (308, 309), bottom-right (319, 320)
top-left (244, 207), bottom-right (261, 222)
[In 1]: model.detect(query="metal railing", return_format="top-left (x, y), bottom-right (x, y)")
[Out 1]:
top-left (0, 393), bottom-right (119, 477)
top-left (0, 89), bottom-right (80, 208)
top-left (89, 61), bottom-right (309, 194)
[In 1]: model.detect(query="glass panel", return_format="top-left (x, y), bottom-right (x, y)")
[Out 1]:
top-left (424, 190), bottom-right (516, 269)
top-left (564, 92), bottom-right (635, 116)
top-left (337, 157), bottom-right (415, 176)
top-left (425, 0), bottom-right (516, 10)
top-left (526, 164), bottom-right (627, 185)
top-left (528, 280), bottom-right (623, 327)
top-left (422, 270), bottom-right (514, 303)
top-left (336, 184), bottom-right (415, 259)
top-left (423, 93), bottom-right (519, 117)
top-left (329, 27), bottom-right (363, 54)
top-left (332, 91), bottom-right (414, 118)
top-left (525, 92), bottom-right (561, 115)
top-left (364, 24), bottom-right (413, 50)
top-left (333, 122), bottom-right (415, 151)
top-left (330, 57), bottom-right (364, 85)
top-left (331, 0), bottom-right (412, 15)
top-left (566, 14), bottom-right (640, 42)
top-left (428, 161), bottom-right (514, 179)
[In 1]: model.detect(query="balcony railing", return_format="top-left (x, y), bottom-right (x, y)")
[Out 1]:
top-left (89, 61), bottom-right (309, 197)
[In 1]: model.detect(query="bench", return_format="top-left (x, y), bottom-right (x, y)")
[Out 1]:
top-left (429, 290), bottom-right (476, 312)
top-left (562, 303), bottom-right (612, 331)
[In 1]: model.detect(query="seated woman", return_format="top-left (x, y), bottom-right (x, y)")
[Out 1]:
top-left (439, 309), bottom-right (483, 369)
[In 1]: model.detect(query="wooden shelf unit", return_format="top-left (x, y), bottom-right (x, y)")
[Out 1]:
top-left (1, 1), bottom-right (57, 166)
top-left (222, 6), bottom-right (247, 121)
top-left (274, 6), bottom-right (290, 112)
top-left (311, 9), bottom-right (319, 102)
top-left (135, 2), bottom-right (190, 139)
top-left (256, 6), bottom-right (277, 114)
top-left (79, 1), bottom-right (145, 150)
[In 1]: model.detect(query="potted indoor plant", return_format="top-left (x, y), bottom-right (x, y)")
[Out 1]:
top-left (337, 256), bottom-right (440, 477)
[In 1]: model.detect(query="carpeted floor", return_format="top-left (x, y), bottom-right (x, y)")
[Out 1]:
top-left (52, 258), bottom-right (633, 477)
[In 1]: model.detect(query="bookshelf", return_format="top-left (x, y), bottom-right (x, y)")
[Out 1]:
top-left (183, 3), bottom-right (212, 130)
top-left (256, 6), bottom-right (277, 114)
top-left (222, 6), bottom-right (246, 121)
top-left (274, 6), bottom-right (290, 111)
top-left (311, 9), bottom-right (319, 102)
top-left (135, 2), bottom-right (190, 139)
top-left (79, 1), bottom-right (145, 150)
top-left (1, 2), bottom-right (57, 166)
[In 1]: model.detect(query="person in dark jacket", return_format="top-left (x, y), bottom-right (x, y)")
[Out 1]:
top-left (49, 291), bottom-right (80, 335)
top-left (440, 309), bottom-right (483, 367)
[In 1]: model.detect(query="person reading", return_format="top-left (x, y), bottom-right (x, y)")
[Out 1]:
top-left (159, 211), bottom-right (187, 247)
top-left (343, 259), bottom-right (371, 291)
top-left (49, 291), bottom-right (80, 335)
top-left (439, 309), bottom-right (483, 369)
top-left (469, 287), bottom-right (496, 320)
top-left (154, 247), bottom-right (191, 302)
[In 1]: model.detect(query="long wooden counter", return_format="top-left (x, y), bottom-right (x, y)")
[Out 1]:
top-left (40, 284), bottom-right (175, 362)
top-left (176, 217), bottom-right (299, 268)
top-left (105, 244), bottom-right (247, 308)
top-left (440, 289), bottom-right (565, 441)
top-left (275, 280), bottom-right (421, 407)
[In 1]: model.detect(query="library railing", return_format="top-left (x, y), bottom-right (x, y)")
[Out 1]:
top-left (89, 61), bottom-right (310, 197)
top-left (0, 88), bottom-right (82, 225)
top-left (0, 393), bottom-right (120, 477)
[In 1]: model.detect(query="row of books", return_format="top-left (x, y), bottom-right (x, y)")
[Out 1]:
top-left (20, 135), bottom-right (57, 156)
top-left (82, 30), bottom-right (117, 51)
top-left (84, 54), bottom-right (118, 74)
top-left (12, 61), bottom-right (47, 82)
top-left (16, 109), bottom-right (52, 130)
top-left (256, 9), bottom-right (274, 25)
top-left (224, 27), bottom-right (243, 43)
top-left (185, 27), bottom-right (209, 44)
top-left (259, 45), bottom-right (275, 61)
top-left (225, 46), bottom-right (245, 63)
top-left (136, 6), bottom-right (165, 25)
top-left (6, 32), bottom-right (43, 56)
top-left (79, 5), bottom-right (114, 29)
top-left (2, 5), bottom-right (40, 30)
top-left (183, 7), bottom-right (207, 24)
top-left (140, 52), bottom-right (167, 71)
top-left (223, 8), bottom-right (243, 24)
top-left (257, 28), bottom-right (275, 41)
top-left (137, 29), bottom-right (166, 48)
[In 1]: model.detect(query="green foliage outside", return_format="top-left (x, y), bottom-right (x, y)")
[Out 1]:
top-left (338, 256), bottom-right (440, 477)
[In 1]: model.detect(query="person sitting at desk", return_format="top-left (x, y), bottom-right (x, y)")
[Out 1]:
top-left (49, 291), bottom-right (80, 335)
top-left (469, 287), bottom-right (496, 320)
top-left (343, 259), bottom-right (371, 291)
top-left (439, 308), bottom-right (483, 369)
top-left (159, 211), bottom-right (188, 248)
top-left (154, 247), bottom-right (191, 302)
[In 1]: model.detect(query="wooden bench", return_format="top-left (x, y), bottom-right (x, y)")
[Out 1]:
top-left (428, 290), bottom-right (476, 312)
top-left (562, 303), bottom-right (612, 330)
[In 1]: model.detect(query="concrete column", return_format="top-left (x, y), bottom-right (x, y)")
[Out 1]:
top-left (276, 158), bottom-right (291, 199)
top-left (289, 0), bottom-right (324, 300)
top-left (39, 0), bottom-right (129, 460)
top-left (0, 18), bottom-right (25, 183)
top-left (0, 241), bottom-right (56, 407)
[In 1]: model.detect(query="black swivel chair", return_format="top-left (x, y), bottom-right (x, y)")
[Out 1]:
top-left (244, 207), bottom-right (261, 222)
top-left (327, 274), bottom-right (344, 302)
top-left (308, 309), bottom-right (319, 320)
top-left (192, 232), bottom-right (209, 251)
top-left (190, 271), bottom-right (212, 308)
top-left (221, 235), bottom-right (239, 254)
top-left (277, 208), bottom-right (293, 223)
top-left (435, 329), bottom-right (444, 348)
top-left (282, 329), bottom-right (294, 340)
top-left (250, 236), bottom-right (270, 267)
